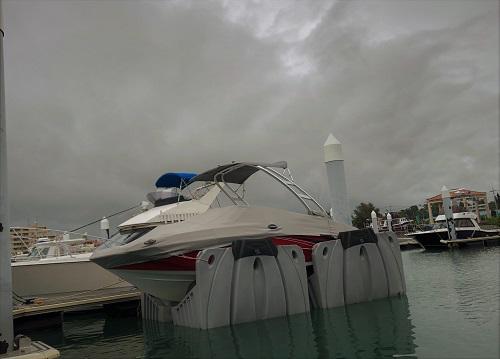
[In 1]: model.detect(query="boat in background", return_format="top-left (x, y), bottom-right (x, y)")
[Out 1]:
top-left (380, 217), bottom-right (413, 232)
top-left (406, 212), bottom-right (500, 250)
top-left (11, 235), bottom-right (133, 298)
top-left (11, 172), bottom-right (211, 299)
top-left (11, 236), bottom-right (92, 262)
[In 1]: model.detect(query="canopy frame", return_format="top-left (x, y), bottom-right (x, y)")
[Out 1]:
top-left (190, 162), bottom-right (328, 217)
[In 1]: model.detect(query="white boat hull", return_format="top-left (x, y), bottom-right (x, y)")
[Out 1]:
top-left (12, 258), bottom-right (132, 298)
top-left (110, 269), bottom-right (195, 303)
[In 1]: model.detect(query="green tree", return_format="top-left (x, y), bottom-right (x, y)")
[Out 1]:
top-left (352, 202), bottom-right (380, 229)
top-left (398, 205), bottom-right (419, 220)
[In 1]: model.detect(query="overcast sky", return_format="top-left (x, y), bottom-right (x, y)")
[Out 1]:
top-left (3, 0), bottom-right (499, 231)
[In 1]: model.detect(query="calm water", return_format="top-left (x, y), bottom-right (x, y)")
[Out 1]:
top-left (25, 247), bottom-right (499, 358)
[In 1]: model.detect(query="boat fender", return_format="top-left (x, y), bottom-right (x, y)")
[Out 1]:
top-left (375, 232), bottom-right (406, 295)
top-left (232, 239), bottom-right (278, 259)
top-left (276, 245), bottom-right (310, 315)
top-left (340, 229), bottom-right (389, 304)
top-left (309, 240), bottom-right (345, 309)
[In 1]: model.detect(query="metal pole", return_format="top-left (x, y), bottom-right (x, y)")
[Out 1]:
top-left (427, 201), bottom-right (434, 224)
top-left (0, 0), bottom-right (14, 352)
top-left (371, 210), bottom-right (379, 233)
top-left (488, 187), bottom-right (498, 217)
top-left (387, 212), bottom-right (392, 232)
top-left (324, 134), bottom-right (352, 225)
top-left (441, 186), bottom-right (457, 241)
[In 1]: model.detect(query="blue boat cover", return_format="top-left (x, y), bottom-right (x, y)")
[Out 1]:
top-left (155, 172), bottom-right (197, 188)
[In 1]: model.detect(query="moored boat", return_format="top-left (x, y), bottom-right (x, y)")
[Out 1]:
top-left (11, 238), bottom-right (132, 298)
top-left (406, 212), bottom-right (500, 250)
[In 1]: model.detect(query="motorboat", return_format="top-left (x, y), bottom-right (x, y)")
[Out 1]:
top-left (406, 212), bottom-right (500, 250)
top-left (380, 217), bottom-right (413, 232)
top-left (11, 236), bottom-right (134, 298)
top-left (11, 236), bottom-right (92, 262)
top-left (91, 161), bottom-right (355, 303)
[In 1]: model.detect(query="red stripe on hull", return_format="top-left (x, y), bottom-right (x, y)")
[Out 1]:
top-left (116, 250), bottom-right (200, 271)
top-left (115, 235), bottom-right (333, 271)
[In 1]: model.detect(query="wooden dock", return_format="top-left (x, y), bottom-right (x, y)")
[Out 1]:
top-left (398, 237), bottom-right (422, 250)
top-left (13, 287), bottom-right (141, 332)
top-left (13, 287), bottom-right (140, 319)
top-left (439, 235), bottom-right (500, 248)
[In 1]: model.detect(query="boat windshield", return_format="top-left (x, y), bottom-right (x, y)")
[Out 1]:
top-left (98, 227), bottom-right (155, 249)
top-left (28, 246), bottom-right (50, 259)
top-left (432, 218), bottom-right (475, 229)
top-left (432, 221), bottom-right (447, 230)
top-left (455, 218), bottom-right (475, 227)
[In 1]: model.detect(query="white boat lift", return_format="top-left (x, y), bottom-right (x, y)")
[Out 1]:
top-left (142, 228), bottom-right (406, 329)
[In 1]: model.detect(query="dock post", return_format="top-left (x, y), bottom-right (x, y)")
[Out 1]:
top-left (0, 2), bottom-right (14, 352)
top-left (371, 211), bottom-right (379, 233)
top-left (386, 213), bottom-right (392, 232)
top-left (100, 216), bottom-right (110, 239)
top-left (324, 134), bottom-right (352, 225)
top-left (441, 186), bottom-right (457, 241)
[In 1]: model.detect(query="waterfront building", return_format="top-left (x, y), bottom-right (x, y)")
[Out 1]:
top-left (426, 188), bottom-right (490, 223)
top-left (10, 223), bottom-right (58, 255)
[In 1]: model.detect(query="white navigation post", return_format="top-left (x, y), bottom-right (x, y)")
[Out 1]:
top-left (387, 212), bottom-right (393, 232)
top-left (441, 186), bottom-right (457, 241)
top-left (0, 2), bottom-right (14, 352)
top-left (371, 210), bottom-right (379, 233)
top-left (324, 134), bottom-right (352, 225)
top-left (100, 216), bottom-right (110, 239)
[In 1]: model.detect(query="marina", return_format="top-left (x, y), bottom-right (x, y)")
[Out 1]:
top-left (17, 247), bottom-right (500, 359)
top-left (8, 235), bottom-right (418, 332)
top-left (8, 237), bottom-right (417, 327)
top-left (0, 1), bottom-right (498, 358)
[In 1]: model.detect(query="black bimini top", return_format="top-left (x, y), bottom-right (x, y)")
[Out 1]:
top-left (190, 161), bottom-right (288, 184)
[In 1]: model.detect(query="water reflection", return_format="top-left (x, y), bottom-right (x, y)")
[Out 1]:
top-left (312, 298), bottom-right (416, 359)
top-left (22, 249), bottom-right (499, 358)
top-left (143, 296), bottom-right (416, 359)
top-left (403, 247), bottom-right (499, 358)
top-left (23, 313), bottom-right (144, 359)
top-left (448, 248), bottom-right (500, 325)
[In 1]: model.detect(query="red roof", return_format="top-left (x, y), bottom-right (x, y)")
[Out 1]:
top-left (426, 188), bottom-right (486, 202)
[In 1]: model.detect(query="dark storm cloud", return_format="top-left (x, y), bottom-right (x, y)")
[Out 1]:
top-left (3, 0), bottom-right (498, 231)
